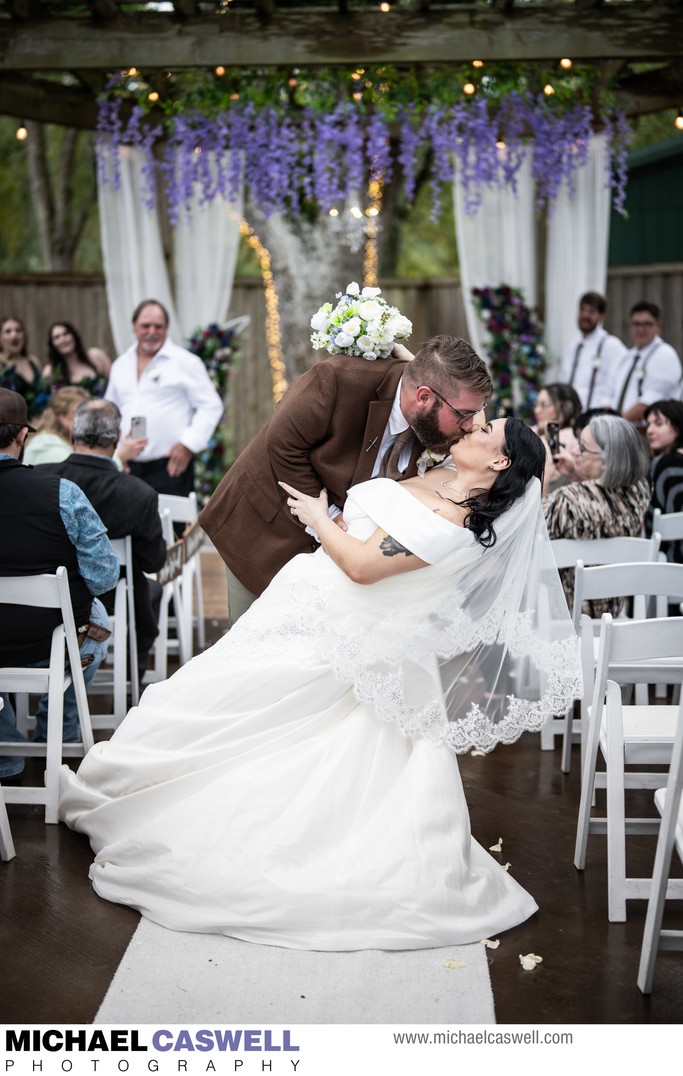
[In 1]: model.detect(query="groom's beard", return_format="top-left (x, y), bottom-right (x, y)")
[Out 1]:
top-left (411, 400), bottom-right (465, 454)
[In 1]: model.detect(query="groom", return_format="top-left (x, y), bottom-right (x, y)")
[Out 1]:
top-left (199, 335), bottom-right (492, 624)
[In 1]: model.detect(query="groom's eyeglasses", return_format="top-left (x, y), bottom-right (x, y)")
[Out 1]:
top-left (428, 387), bottom-right (487, 425)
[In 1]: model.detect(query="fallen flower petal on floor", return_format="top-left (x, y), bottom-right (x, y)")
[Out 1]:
top-left (519, 953), bottom-right (543, 971)
top-left (503, 862), bottom-right (511, 871)
top-left (480, 938), bottom-right (500, 949)
top-left (443, 958), bottom-right (467, 970)
top-left (489, 837), bottom-right (503, 852)
top-left (471, 749), bottom-right (486, 757)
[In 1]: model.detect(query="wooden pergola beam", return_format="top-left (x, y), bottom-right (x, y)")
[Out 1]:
top-left (0, 74), bottom-right (101, 129)
top-left (1, 4), bottom-right (682, 69)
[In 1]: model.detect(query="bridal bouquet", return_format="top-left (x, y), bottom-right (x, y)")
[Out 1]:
top-left (310, 282), bottom-right (412, 360)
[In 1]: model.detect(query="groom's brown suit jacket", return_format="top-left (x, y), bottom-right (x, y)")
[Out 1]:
top-left (198, 353), bottom-right (423, 595)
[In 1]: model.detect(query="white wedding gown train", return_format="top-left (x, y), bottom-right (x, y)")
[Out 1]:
top-left (60, 480), bottom-right (539, 949)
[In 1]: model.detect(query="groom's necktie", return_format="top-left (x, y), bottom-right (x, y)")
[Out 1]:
top-left (379, 429), bottom-right (414, 480)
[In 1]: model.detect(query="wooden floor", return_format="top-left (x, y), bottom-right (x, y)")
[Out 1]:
top-left (2, 552), bottom-right (682, 1025)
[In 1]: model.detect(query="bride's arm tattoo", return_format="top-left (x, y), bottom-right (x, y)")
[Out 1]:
top-left (379, 532), bottom-right (414, 559)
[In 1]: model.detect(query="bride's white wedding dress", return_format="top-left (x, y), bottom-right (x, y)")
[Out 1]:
top-left (60, 478), bottom-right (553, 950)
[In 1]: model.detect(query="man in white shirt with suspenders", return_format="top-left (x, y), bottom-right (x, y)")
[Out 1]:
top-left (561, 291), bottom-right (626, 410)
top-left (616, 301), bottom-right (682, 425)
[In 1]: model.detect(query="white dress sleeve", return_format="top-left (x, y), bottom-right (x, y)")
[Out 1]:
top-left (344, 478), bottom-right (471, 564)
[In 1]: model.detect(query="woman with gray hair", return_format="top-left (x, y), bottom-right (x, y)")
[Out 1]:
top-left (543, 414), bottom-right (650, 612)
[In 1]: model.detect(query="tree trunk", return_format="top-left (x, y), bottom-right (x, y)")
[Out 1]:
top-left (248, 208), bottom-right (363, 381)
top-left (25, 121), bottom-right (93, 271)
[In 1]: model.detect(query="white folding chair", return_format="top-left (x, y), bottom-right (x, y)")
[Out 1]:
top-left (564, 559), bottom-right (683, 774)
top-left (0, 568), bottom-right (94, 823)
top-left (0, 781), bottom-right (15, 861)
top-left (157, 492), bottom-right (205, 653)
top-left (574, 614), bottom-right (683, 921)
top-left (541, 533), bottom-right (661, 753)
top-left (88, 536), bottom-right (139, 728)
top-left (0, 699), bottom-right (16, 860)
top-left (145, 510), bottom-right (190, 684)
top-left (637, 697), bottom-right (683, 993)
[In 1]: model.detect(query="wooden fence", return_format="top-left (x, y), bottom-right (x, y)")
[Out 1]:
top-left (2, 267), bottom-right (681, 454)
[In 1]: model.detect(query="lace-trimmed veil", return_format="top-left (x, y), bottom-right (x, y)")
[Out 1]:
top-left (227, 476), bottom-right (581, 754)
top-left (318, 476), bottom-right (581, 753)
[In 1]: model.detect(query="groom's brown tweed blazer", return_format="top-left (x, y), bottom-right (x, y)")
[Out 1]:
top-left (198, 352), bottom-right (422, 596)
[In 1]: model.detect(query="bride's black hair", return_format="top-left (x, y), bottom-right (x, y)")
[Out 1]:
top-left (463, 418), bottom-right (546, 548)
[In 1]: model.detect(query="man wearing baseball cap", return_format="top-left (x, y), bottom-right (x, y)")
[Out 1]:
top-left (0, 388), bottom-right (120, 779)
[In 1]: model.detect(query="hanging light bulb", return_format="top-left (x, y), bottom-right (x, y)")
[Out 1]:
top-left (560, 58), bottom-right (573, 70)
top-left (15, 123), bottom-right (28, 141)
top-left (675, 112), bottom-right (683, 131)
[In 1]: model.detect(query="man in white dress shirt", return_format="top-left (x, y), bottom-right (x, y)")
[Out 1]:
top-left (105, 300), bottom-right (224, 498)
top-left (616, 301), bottom-right (682, 425)
top-left (560, 291), bottom-right (626, 410)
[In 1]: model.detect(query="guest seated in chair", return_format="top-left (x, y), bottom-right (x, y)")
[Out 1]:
top-left (38, 399), bottom-right (167, 686)
top-left (532, 382), bottom-right (582, 494)
top-left (544, 413), bottom-right (650, 615)
top-left (643, 398), bottom-right (683, 564)
top-left (0, 389), bottom-right (119, 780)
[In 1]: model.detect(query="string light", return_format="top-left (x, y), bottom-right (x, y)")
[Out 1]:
top-left (364, 178), bottom-right (383, 288)
top-left (543, 84), bottom-right (555, 96)
top-left (560, 58), bottom-right (573, 70)
top-left (148, 91), bottom-right (159, 103)
top-left (675, 112), bottom-right (683, 131)
top-left (215, 66), bottom-right (225, 77)
top-left (379, 2), bottom-right (391, 12)
top-left (239, 220), bottom-right (287, 405)
top-left (15, 124), bottom-right (28, 141)
top-left (463, 82), bottom-right (476, 96)
top-left (472, 60), bottom-right (484, 69)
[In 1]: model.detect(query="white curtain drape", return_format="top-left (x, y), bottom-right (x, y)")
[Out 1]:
top-left (544, 133), bottom-right (611, 374)
top-left (98, 146), bottom-right (181, 355)
top-left (453, 155), bottom-right (536, 357)
top-left (173, 162), bottom-right (244, 341)
top-left (99, 147), bottom-right (244, 355)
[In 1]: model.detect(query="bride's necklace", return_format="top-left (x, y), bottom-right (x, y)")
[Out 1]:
top-left (439, 480), bottom-right (471, 500)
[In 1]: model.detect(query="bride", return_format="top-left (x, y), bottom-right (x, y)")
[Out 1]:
top-left (60, 416), bottom-right (580, 950)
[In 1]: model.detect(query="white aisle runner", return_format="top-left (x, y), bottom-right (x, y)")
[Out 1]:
top-left (96, 919), bottom-right (496, 1024)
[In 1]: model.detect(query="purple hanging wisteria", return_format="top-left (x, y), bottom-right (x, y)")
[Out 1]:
top-left (95, 93), bottom-right (630, 223)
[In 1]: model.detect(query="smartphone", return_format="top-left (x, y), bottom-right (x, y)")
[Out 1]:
top-left (130, 415), bottom-right (147, 439)
top-left (546, 422), bottom-right (560, 458)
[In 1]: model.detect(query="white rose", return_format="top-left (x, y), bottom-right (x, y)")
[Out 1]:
top-left (358, 299), bottom-right (382, 321)
top-left (361, 286), bottom-right (381, 298)
top-left (310, 309), bottom-right (330, 332)
top-left (334, 331), bottom-right (354, 349)
top-left (356, 335), bottom-right (374, 351)
top-left (393, 315), bottom-right (413, 338)
top-left (346, 281), bottom-right (360, 296)
top-left (342, 317), bottom-right (361, 337)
